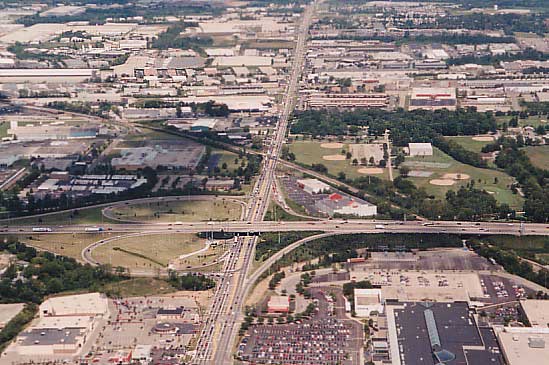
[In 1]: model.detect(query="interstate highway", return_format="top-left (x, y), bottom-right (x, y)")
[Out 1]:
top-left (3, 220), bottom-right (548, 236)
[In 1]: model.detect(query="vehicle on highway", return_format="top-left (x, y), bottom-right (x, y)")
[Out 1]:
top-left (84, 227), bottom-right (104, 232)
top-left (375, 224), bottom-right (385, 229)
top-left (32, 227), bottom-right (52, 232)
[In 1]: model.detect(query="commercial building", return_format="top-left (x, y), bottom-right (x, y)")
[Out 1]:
top-left (297, 178), bottom-right (331, 194)
top-left (408, 142), bottom-right (433, 157)
top-left (305, 93), bottom-right (388, 109)
top-left (267, 296), bottom-right (290, 314)
top-left (157, 307), bottom-right (185, 320)
top-left (519, 300), bottom-right (549, 328)
top-left (7, 121), bottom-right (98, 141)
top-left (39, 292), bottom-right (109, 317)
top-left (498, 328), bottom-right (549, 365)
top-left (132, 344), bottom-right (153, 363)
top-left (354, 289), bottom-right (384, 317)
top-left (388, 301), bottom-right (503, 365)
top-left (409, 87), bottom-right (457, 111)
top-left (315, 193), bottom-right (377, 217)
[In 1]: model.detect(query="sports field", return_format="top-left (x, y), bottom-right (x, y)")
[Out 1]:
top-left (108, 199), bottom-right (242, 222)
top-left (445, 136), bottom-right (493, 153)
top-left (403, 147), bottom-right (523, 209)
top-left (288, 140), bottom-right (391, 180)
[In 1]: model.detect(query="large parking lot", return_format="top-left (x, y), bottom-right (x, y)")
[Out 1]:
top-left (239, 287), bottom-right (362, 365)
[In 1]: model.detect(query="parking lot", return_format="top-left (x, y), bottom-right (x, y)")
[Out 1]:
top-left (239, 287), bottom-right (362, 365)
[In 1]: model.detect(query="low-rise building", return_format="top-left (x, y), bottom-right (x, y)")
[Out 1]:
top-left (354, 289), bottom-right (384, 317)
top-left (297, 178), bottom-right (331, 194)
top-left (267, 296), bottom-right (290, 314)
top-left (408, 142), bottom-right (433, 157)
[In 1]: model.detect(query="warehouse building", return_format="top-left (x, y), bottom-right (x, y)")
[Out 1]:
top-left (498, 328), bottom-right (549, 365)
top-left (39, 293), bottom-right (109, 317)
top-left (409, 87), bottom-right (457, 111)
top-left (315, 193), bottom-right (377, 217)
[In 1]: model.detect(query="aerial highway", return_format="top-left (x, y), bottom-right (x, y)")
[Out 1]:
top-left (4, 220), bottom-right (549, 236)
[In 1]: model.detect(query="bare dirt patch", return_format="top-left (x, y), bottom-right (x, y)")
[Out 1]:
top-left (320, 142), bottom-right (344, 149)
top-left (322, 154), bottom-right (346, 161)
top-left (357, 167), bottom-right (384, 174)
top-left (472, 136), bottom-right (495, 142)
top-left (430, 179), bottom-right (456, 186)
top-left (442, 173), bottom-right (470, 180)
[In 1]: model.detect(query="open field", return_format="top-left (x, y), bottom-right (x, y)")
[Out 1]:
top-left (524, 145), bottom-right (549, 170)
top-left (445, 136), bottom-right (493, 153)
top-left (7, 233), bottom-right (104, 261)
top-left (7, 206), bottom-right (113, 226)
top-left (214, 149), bottom-right (248, 172)
top-left (497, 115), bottom-right (548, 128)
top-left (93, 233), bottom-right (205, 269)
top-left (289, 140), bottom-right (391, 180)
top-left (109, 199), bottom-right (242, 222)
top-left (403, 147), bottom-right (523, 209)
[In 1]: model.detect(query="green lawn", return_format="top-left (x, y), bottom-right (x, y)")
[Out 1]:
top-left (10, 233), bottom-right (108, 261)
top-left (93, 233), bottom-right (205, 269)
top-left (445, 136), bottom-right (493, 153)
top-left (214, 149), bottom-right (248, 173)
top-left (109, 199), bottom-right (242, 222)
top-left (403, 147), bottom-right (523, 209)
top-left (524, 145), bottom-right (549, 170)
top-left (101, 278), bottom-right (177, 297)
top-left (497, 115), bottom-right (548, 128)
top-left (288, 141), bottom-right (391, 180)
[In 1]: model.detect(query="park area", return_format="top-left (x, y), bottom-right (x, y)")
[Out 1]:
top-left (402, 147), bottom-right (523, 209)
top-left (107, 198), bottom-right (242, 222)
top-left (445, 135), bottom-right (494, 153)
top-left (288, 140), bottom-right (391, 180)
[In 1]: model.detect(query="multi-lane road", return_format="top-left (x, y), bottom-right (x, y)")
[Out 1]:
top-left (4, 220), bottom-right (548, 236)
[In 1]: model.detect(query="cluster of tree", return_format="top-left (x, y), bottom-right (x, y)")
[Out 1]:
top-left (47, 101), bottom-right (114, 118)
top-left (447, 48), bottom-right (549, 66)
top-left (291, 108), bottom-right (497, 146)
top-left (265, 233), bottom-right (463, 273)
top-left (168, 272), bottom-right (215, 291)
top-left (151, 23), bottom-right (212, 53)
top-left (0, 239), bottom-right (123, 304)
top-left (412, 12), bottom-right (548, 35)
top-left (522, 102), bottom-right (549, 115)
top-left (399, 33), bottom-right (516, 45)
top-left (468, 239), bottom-right (549, 289)
top-left (269, 271), bottom-right (285, 290)
top-left (485, 138), bottom-right (549, 222)
top-left (255, 232), bottom-right (319, 262)
top-left (342, 280), bottom-right (373, 301)
top-left (7, 43), bottom-right (66, 64)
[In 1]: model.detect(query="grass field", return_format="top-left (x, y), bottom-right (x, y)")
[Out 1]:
top-left (524, 145), bottom-right (549, 170)
top-left (445, 136), bottom-right (493, 153)
top-left (403, 147), bottom-right (523, 209)
top-left (264, 202), bottom-right (303, 221)
top-left (288, 140), bottom-right (391, 180)
top-left (93, 233), bottom-right (205, 269)
top-left (497, 115), bottom-right (548, 128)
top-left (9, 233), bottom-right (105, 261)
top-left (214, 149), bottom-right (248, 173)
top-left (8, 206), bottom-right (114, 226)
top-left (109, 199), bottom-right (242, 222)
top-left (0, 122), bottom-right (8, 138)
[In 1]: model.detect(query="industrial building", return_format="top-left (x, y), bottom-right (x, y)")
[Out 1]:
top-left (409, 87), bottom-right (457, 111)
top-left (305, 93), bottom-right (388, 109)
top-left (7, 121), bottom-right (98, 141)
top-left (497, 328), bottom-right (549, 365)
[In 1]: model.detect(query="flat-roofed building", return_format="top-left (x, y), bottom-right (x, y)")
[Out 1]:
top-left (520, 300), bottom-right (549, 328)
top-left (306, 93), bottom-right (388, 109)
top-left (39, 293), bottom-right (108, 317)
top-left (354, 289), bottom-right (384, 317)
top-left (409, 87), bottom-right (457, 111)
top-left (267, 296), bottom-right (290, 314)
top-left (498, 328), bottom-right (549, 365)
top-left (297, 178), bottom-right (331, 194)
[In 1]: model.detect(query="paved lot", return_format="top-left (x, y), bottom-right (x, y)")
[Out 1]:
top-left (239, 287), bottom-right (362, 365)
